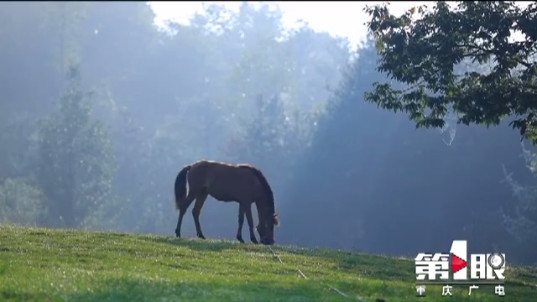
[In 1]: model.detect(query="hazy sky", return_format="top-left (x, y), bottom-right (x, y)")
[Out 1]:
top-left (148, 1), bottom-right (431, 51)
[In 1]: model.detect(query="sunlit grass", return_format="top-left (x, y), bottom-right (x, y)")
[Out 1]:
top-left (0, 224), bottom-right (535, 301)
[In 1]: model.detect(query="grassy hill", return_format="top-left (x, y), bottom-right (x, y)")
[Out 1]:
top-left (0, 224), bottom-right (535, 301)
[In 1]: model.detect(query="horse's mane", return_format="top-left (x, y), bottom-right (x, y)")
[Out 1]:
top-left (239, 165), bottom-right (274, 214)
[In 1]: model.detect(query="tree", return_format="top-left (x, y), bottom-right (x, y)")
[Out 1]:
top-left (37, 66), bottom-right (116, 228)
top-left (501, 142), bottom-right (537, 263)
top-left (364, 2), bottom-right (537, 144)
top-left (0, 178), bottom-right (45, 225)
top-left (0, 2), bottom-right (77, 181)
top-left (225, 94), bottom-right (317, 166)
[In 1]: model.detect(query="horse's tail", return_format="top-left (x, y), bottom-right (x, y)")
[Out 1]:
top-left (174, 165), bottom-right (192, 210)
top-left (245, 166), bottom-right (279, 226)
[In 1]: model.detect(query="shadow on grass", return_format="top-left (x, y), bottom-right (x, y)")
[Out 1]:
top-left (137, 235), bottom-right (243, 253)
top-left (136, 235), bottom-right (416, 282)
top-left (133, 235), bottom-right (537, 291)
top-left (1, 290), bottom-right (52, 301)
top-left (507, 266), bottom-right (537, 288)
top-left (268, 245), bottom-right (416, 282)
top-left (64, 277), bottom-right (336, 302)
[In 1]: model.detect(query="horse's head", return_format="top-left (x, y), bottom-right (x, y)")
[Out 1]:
top-left (257, 212), bottom-right (279, 245)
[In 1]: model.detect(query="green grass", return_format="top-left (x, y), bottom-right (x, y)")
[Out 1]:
top-left (0, 224), bottom-right (535, 301)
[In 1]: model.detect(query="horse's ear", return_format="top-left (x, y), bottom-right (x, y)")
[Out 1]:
top-left (273, 213), bottom-right (280, 227)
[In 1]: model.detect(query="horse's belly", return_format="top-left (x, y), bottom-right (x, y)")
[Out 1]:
top-left (205, 169), bottom-right (254, 202)
top-left (209, 192), bottom-right (236, 202)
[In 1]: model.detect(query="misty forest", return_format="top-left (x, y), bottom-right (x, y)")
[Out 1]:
top-left (1, 2), bottom-right (536, 266)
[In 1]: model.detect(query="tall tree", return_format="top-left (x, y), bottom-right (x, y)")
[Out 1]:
top-left (37, 66), bottom-right (116, 227)
top-left (364, 2), bottom-right (537, 144)
top-left (501, 142), bottom-right (537, 263)
top-left (0, 2), bottom-right (75, 180)
top-left (0, 178), bottom-right (45, 225)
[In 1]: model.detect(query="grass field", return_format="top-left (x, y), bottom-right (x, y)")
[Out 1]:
top-left (0, 224), bottom-right (535, 301)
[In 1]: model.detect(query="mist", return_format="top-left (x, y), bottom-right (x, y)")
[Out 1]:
top-left (1, 2), bottom-right (535, 265)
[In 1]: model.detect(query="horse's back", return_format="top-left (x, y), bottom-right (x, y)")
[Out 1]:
top-left (189, 160), bottom-right (261, 201)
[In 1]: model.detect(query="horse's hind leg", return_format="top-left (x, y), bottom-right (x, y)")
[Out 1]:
top-left (236, 204), bottom-right (245, 243)
top-left (175, 191), bottom-right (196, 238)
top-left (244, 202), bottom-right (258, 244)
top-left (192, 191), bottom-right (208, 239)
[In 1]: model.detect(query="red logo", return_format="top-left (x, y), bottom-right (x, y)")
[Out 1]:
top-left (452, 253), bottom-right (468, 274)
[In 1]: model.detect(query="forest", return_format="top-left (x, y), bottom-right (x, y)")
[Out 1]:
top-left (1, 2), bottom-right (536, 265)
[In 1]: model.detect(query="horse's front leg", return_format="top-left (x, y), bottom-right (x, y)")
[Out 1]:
top-left (192, 192), bottom-right (208, 239)
top-left (244, 202), bottom-right (258, 244)
top-left (236, 203), bottom-right (245, 243)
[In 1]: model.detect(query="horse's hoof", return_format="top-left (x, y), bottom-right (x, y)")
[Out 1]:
top-left (175, 233), bottom-right (181, 238)
top-left (251, 238), bottom-right (258, 244)
top-left (198, 235), bottom-right (206, 239)
top-left (237, 236), bottom-right (245, 243)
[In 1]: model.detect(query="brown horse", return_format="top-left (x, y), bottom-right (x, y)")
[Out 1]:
top-left (174, 160), bottom-right (279, 245)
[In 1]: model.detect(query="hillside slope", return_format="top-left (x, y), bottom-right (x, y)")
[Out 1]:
top-left (0, 225), bottom-right (535, 301)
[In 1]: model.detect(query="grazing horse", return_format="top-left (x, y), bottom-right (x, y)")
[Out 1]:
top-left (174, 160), bottom-right (280, 245)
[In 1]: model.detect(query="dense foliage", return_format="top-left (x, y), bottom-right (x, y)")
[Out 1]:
top-left (365, 2), bottom-right (537, 144)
